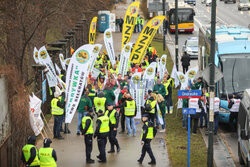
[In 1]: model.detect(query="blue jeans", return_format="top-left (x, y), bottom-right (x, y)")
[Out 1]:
top-left (214, 112), bottom-right (219, 134)
top-left (53, 115), bottom-right (63, 137)
top-left (125, 116), bottom-right (136, 135)
top-left (199, 109), bottom-right (207, 128)
top-left (77, 112), bottom-right (88, 133)
top-left (183, 114), bottom-right (187, 128)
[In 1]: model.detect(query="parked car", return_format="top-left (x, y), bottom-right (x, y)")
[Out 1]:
top-left (184, 0), bottom-right (196, 6)
top-left (182, 37), bottom-right (198, 59)
top-left (224, 0), bottom-right (236, 4)
top-left (206, 0), bottom-right (212, 6)
top-left (238, 0), bottom-right (250, 10)
top-left (238, 89), bottom-right (250, 166)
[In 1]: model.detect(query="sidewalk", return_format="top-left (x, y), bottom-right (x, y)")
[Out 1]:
top-left (39, 1), bottom-right (171, 167)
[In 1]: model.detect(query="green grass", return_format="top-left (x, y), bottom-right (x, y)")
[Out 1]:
top-left (152, 40), bottom-right (207, 167)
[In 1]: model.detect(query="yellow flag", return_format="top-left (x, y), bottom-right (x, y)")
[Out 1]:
top-left (89, 17), bottom-right (98, 44)
top-left (129, 15), bottom-right (165, 64)
top-left (121, 1), bottom-right (140, 51)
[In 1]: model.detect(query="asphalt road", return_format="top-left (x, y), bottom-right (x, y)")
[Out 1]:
top-left (166, 1), bottom-right (249, 166)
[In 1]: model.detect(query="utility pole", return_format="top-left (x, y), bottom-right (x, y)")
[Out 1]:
top-left (207, 0), bottom-right (216, 166)
top-left (163, 0), bottom-right (166, 51)
top-left (174, 0), bottom-right (178, 70)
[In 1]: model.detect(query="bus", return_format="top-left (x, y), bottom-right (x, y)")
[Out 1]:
top-left (198, 25), bottom-right (250, 123)
top-left (167, 2), bottom-right (195, 34)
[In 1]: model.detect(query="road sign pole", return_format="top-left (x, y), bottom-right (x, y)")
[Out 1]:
top-left (187, 114), bottom-right (191, 167)
top-left (207, 0), bottom-right (216, 165)
top-left (163, 0), bottom-right (166, 51)
top-left (175, 0), bottom-right (179, 70)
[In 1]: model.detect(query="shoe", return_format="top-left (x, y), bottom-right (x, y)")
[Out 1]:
top-left (192, 132), bottom-right (197, 135)
top-left (77, 132), bottom-right (80, 136)
top-left (160, 129), bottom-right (166, 133)
top-left (214, 132), bottom-right (217, 135)
top-left (128, 133), bottom-right (132, 136)
top-left (156, 126), bottom-right (160, 129)
top-left (108, 150), bottom-right (115, 153)
top-left (53, 136), bottom-right (58, 139)
top-left (60, 129), bottom-right (64, 132)
top-left (86, 159), bottom-right (95, 163)
top-left (57, 136), bottom-right (64, 140)
top-left (133, 134), bottom-right (136, 137)
top-left (117, 147), bottom-right (120, 152)
top-left (137, 159), bottom-right (143, 164)
top-left (148, 161), bottom-right (156, 165)
top-left (98, 160), bottom-right (106, 163)
top-left (96, 155), bottom-right (101, 159)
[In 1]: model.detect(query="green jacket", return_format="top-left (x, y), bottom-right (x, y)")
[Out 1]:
top-left (183, 99), bottom-right (188, 108)
top-left (192, 81), bottom-right (204, 90)
top-left (103, 89), bottom-right (116, 104)
top-left (77, 96), bottom-right (92, 113)
top-left (153, 84), bottom-right (166, 97)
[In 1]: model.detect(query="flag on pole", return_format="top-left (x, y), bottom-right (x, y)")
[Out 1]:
top-left (89, 17), bottom-right (98, 44)
top-left (59, 53), bottom-right (66, 70)
top-left (171, 63), bottom-right (180, 88)
top-left (104, 28), bottom-right (116, 66)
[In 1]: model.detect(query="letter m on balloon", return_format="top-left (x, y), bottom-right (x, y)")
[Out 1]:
top-left (90, 33), bottom-right (95, 42)
top-left (143, 26), bottom-right (154, 36)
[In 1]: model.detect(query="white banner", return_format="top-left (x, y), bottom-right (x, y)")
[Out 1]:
top-left (38, 46), bottom-right (57, 87)
top-left (104, 28), bottom-right (116, 66)
top-left (89, 44), bottom-right (102, 73)
top-left (160, 54), bottom-right (167, 80)
top-left (65, 44), bottom-right (94, 123)
top-left (130, 72), bottom-right (142, 119)
top-left (59, 53), bottom-right (66, 70)
top-left (29, 93), bottom-right (44, 136)
top-left (171, 63), bottom-right (180, 88)
top-left (119, 42), bottom-right (133, 78)
top-left (33, 47), bottom-right (40, 64)
top-left (177, 99), bottom-right (183, 109)
top-left (185, 66), bottom-right (198, 83)
top-left (55, 63), bottom-right (61, 75)
top-left (177, 71), bottom-right (188, 89)
top-left (64, 58), bottom-right (71, 65)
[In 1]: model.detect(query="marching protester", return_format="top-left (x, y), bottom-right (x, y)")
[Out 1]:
top-left (138, 114), bottom-right (157, 165)
top-left (189, 97), bottom-right (203, 134)
top-left (21, 136), bottom-right (40, 167)
top-left (144, 92), bottom-right (157, 125)
top-left (118, 87), bottom-right (128, 133)
top-left (94, 110), bottom-right (110, 163)
top-left (181, 51), bottom-right (191, 74)
top-left (105, 103), bottom-right (120, 153)
top-left (39, 138), bottom-right (57, 167)
top-left (94, 91), bottom-right (107, 114)
top-left (80, 108), bottom-right (95, 163)
top-left (76, 90), bottom-right (92, 135)
top-left (51, 92), bottom-right (65, 140)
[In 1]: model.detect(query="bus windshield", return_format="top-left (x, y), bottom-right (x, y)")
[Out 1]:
top-left (219, 54), bottom-right (250, 95)
top-left (170, 8), bottom-right (194, 24)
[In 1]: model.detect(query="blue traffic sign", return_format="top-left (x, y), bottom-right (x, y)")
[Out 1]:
top-left (182, 108), bottom-right (196, 115)
top-left (177, 90), bottom-right (202, 99)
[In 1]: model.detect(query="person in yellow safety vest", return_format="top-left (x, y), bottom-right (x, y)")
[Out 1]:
top-left (110, 64), bottom-right (119, 76)
top-left (105, 103), bottom-right (120, 153)
top-left (80, 108), bottom-right (95, 164)
top-left (141, 57), bottom-right (149, 70)
top-left (123, 93), bottom-right (137, 136)
top-left (137, 114), bottom-right (156, 165)
top-left (94, 91), bottom-right (107, 114)
top-left (94, 110), bottom-right (110, 163)
top-left (87, 82), bottom-right (96, 104)
top-left (145, 93), bottom-right (157, 124)
top-left (162, 76), bottom-right (173, 114)
top-left (51, 92), bottom-right (65, 140)
top-left (21, 136), bottom-right (40, 167)
top-left (39, 138), bottom-right (57, 167)
top-left (139, 16), bottom-right (144, 32)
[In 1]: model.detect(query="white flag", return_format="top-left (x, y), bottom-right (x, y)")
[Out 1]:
top-left (119, 42), bottom-right (133, 78)
top-left (177, 71), bottom-right (188, 89)
top-left (33, 47), bottom-right (40, 64)
top-left (64, 58), bottom-right (71, 65)
top-left (159, 54), bottom-right (167, 80)
top-left (29, 93), bottom-right (44, 136)
top-left (185, 66), bottom-right (198, 83)
top-left (59, 53), bottom-right (66, 70)
top-left (171, 64), bottom-right (180, 88)
top-left (104, 28), bottom-right (116, 66)
top-left (55, 63), bottom-right (61, 76)
top-left (65, 44), bottom-right (94, 123)
top-left (130, 72), bottom-right (142, 119)
top-left (38, 46), bottom-right (57, 87)
top-left (90, 44), bottom-right (102, 73)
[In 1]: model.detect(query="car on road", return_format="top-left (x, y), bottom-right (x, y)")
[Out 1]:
top-left (238, 89), bottom-right (250, 166)
top-left (184, 0), bottom-right (196, 6)
top-left (238, 0), bottom-right (250, 11)
top-left (206, 0), bottom-right (212, 6)
top-left (224, 0), bottom-right (236, 3)
top-left (182, 37), bottom-right (198, 59)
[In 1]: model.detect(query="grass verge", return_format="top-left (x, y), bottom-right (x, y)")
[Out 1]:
top-left (152, 40), bottom-right (207, 167)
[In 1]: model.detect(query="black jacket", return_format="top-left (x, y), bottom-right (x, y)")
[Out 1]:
top-left (181, 54), bottom-right (191, 67)
top-left (141, 121), bottom-right (156, 143)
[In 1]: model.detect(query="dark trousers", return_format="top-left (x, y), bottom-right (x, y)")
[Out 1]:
top-left (229, 112), bottom-right (238, 131)
top-left (139, 142), bottom-right (156, 162)
top-left (183, 66), bottom-right (189, 74)
top-left (108, 128), bottom-right (119, 150)
top-left (214, 112), bottom-right (219, 134)
top-left (121, 113), bottom-right (125, 132)
top-left (191, 113), bottom-right (200, 133)
top-left (97, 136), bottom-right (107, 161)
top-left (84, 134), bottom-right (93, 161)
top-left (53, 115), bottom-right (63, 138)
top-left (165, 94), bottom-right (172, 113)
top-left (119, 24), bottom-right (123, 32)
top-left (199, 109), bottom-right (207, 128)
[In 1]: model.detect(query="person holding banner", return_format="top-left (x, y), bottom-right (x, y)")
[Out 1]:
top-left (138, 114), bottom-right (156, 165)
top-left (94, 110), bottom-right (110, 163)
top-left (39, 138), bottom-right (57, 167)
top-left (105, 103), bottom-right (120, 153)
top-left (80, 109), bottom-right (95, 164)
top-left (21, 136), bottom-right (40, 167)
top-left (76, 90), bottom-right (92, 135)
top-left (189, 98), bottom-right (203, 134)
